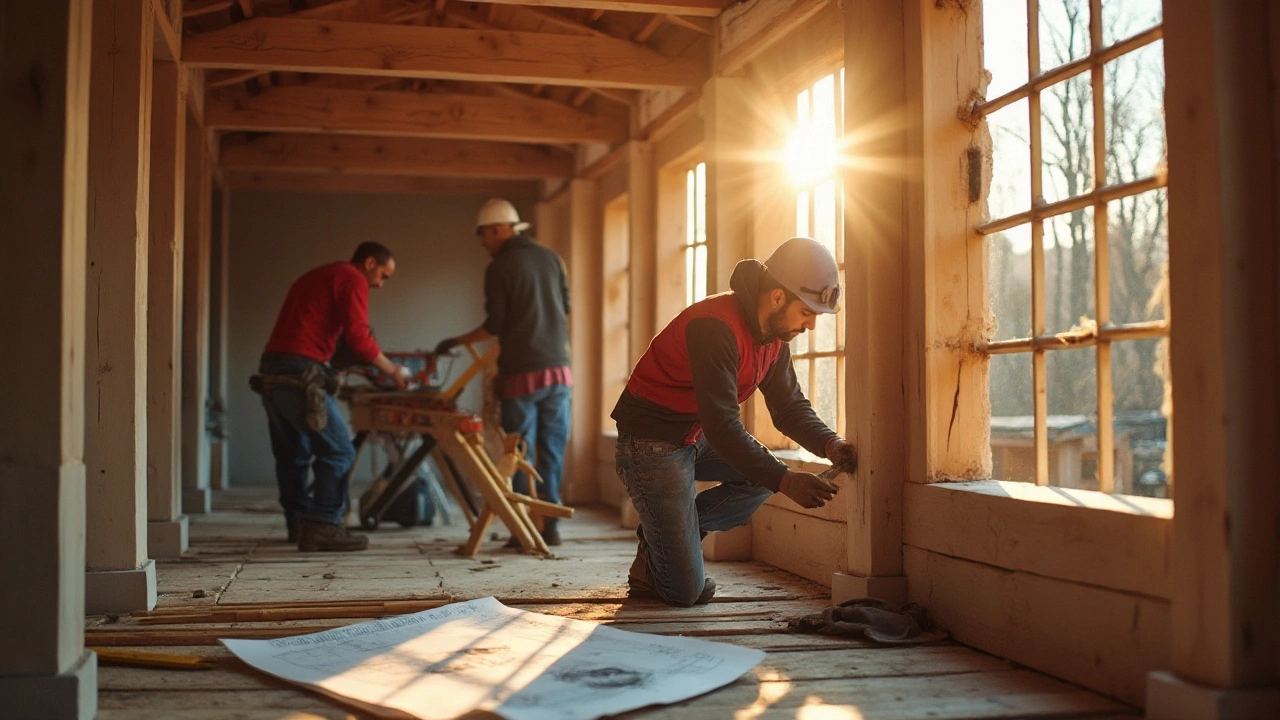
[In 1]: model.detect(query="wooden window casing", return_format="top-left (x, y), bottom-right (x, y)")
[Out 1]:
top-left (976, 0), bottom-right (1168, 493)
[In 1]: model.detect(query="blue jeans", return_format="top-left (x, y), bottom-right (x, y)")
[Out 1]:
top-left (500, 383), bottom-right (571, 505)
top-left (259, 353), bottom-right (356, 526)
top-left (614, 432), bottom-right (774, 606)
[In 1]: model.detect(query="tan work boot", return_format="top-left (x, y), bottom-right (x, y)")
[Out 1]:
top-left (298, 521), bottom-right (369, 552)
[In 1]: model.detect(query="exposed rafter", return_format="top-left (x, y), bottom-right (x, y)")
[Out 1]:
top-left (220, 133), bottom-right (576, 179)
top-left (183, 17), bottom-right (706, 90)
top-left (457, 0), bottom-right (725, 17)
top-left (205, 86), bottom-right (628, 143)
top-left (223, 170), bottom-right (541, 197)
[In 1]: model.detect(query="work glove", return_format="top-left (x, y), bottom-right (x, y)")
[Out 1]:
top-left (825, 437), bottom-right (859, 474)
top-left (433, 337), bottom-right (459, 356)
top-left (779, 471), bottom-right (839, 509)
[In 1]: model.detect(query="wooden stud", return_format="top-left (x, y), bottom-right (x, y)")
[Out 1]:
top-left (716, 0), bottom-right (830, 76)
top-left (181, 115), bottom-right (213, 514)
top-left (0, 0), bottom-right (94, 685)
top-left (146, 60), bottom-right (189, 558)
top-left (219, 133), bottom-right (575, 180)
top-left (84, 0), bottom-right (156, 595)
top-left (663, 13), bottom-right (713, 36)
top-left (183, 17), bottom-right (707, 90)
top-left (467, 0), bottom-right (725, 16)
top-left (205, 86), bottom-right (628, 144)
top-left (627, 141), bottom-right (657, 363)
top-left (634, 14), bottom-right (664, 43)
top-left (222, 170), bottom-right (541, 197)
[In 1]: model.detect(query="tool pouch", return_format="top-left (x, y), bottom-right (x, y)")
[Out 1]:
top-left (300, 364), bottom-right (331, 433)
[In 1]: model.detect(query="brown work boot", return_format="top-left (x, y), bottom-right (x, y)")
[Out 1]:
top-left (626, 539), bottom-right (715, 606)
top-left (297, 521), bottom-right (368, 552)
top-left (541, 518), bottom-right (562, 547)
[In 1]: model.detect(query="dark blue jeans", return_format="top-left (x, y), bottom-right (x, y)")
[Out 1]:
top-left (500, 383), bottom-right (571, 505)
top-left (615, 432), bottom-right (774, 606)
top-left (259, 353), bottom-right (355, 526)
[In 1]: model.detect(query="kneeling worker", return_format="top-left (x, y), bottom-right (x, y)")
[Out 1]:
top-left (611, 237), bottom-right (859, 606)
top-left (257, 242), bottom-right (411, 551)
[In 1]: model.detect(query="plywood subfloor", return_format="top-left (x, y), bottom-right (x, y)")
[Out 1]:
top-left (89, 487), bottom-right (1137, 719)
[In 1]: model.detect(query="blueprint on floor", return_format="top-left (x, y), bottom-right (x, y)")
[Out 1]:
top-left (222, 596), bottom-right (766, 720)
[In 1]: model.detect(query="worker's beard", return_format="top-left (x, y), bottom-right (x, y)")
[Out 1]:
top-left (766, 307), bottom-right (802, 342)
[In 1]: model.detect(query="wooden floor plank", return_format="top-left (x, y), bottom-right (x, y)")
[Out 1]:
top-left (85, 487), bottom-right (1129, 719)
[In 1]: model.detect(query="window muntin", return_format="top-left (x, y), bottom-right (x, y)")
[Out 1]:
top-left (978, 0), bottom-right (1168, 496)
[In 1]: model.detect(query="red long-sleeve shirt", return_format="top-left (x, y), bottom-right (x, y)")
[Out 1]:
top-left (263, 262), bottom-right (381, 364)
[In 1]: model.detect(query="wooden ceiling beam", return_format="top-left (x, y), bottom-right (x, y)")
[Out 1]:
top-left (206, 86), bottom-right (628, 143)
top-left (634, 14), bottom-right (664, 42)
top-left (223, 170), bottom-right (540, 197)
top-left (516, 6), bottom-right (609, 37)
top-left (183, 17), bottom-right (706, 90)
top-left (460, 0), bottom-right (725, 18)
top-left (220, 133), bottom-right (576, 179)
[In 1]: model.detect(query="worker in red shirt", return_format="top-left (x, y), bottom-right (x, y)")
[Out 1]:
top-left (257, 242), bottom-right (410, 551)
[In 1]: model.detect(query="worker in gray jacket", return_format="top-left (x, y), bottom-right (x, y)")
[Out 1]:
top-left (434, 199), bottom-right (573, 546)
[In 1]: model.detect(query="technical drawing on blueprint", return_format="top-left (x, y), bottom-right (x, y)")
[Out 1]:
top-left (222, 597), bottom-right (766, 720)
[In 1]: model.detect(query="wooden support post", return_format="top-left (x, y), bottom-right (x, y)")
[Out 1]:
top-left (565, 179), bottom-right (603, 504)
top-left (84, 0), bottom-right (158, 615)
top-left (831, 0), bottom-right (918, 605)
top-left (702, 76), bottom-right (753, 294)
top-left (146, 60), bottom-right (190, 558)
top-left (0, 1), bottom-right (99, 716)
top-left (627, 140), bottom-right (657, 362)
top-left (181, 113), bottom-right (213, 514)
top-left (208, 186), bottom-right (231, 490)
top-left (1146, 1), bottom-right (1280, 716)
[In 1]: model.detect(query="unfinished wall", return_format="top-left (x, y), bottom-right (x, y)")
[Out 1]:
top-left (227, 192), bottom-right (533, 487)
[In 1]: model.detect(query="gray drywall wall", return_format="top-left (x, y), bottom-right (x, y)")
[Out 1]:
top-left (227, 192), bottom-right (534, 487)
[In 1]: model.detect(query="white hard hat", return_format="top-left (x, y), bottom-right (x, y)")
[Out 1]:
top-left (764, 237), bottom-right (842, 314)
top-left (475, 198), bottom-right (530, 232)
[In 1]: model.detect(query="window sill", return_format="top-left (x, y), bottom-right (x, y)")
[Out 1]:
top-left (905, 480), bottom-right (1172, 599)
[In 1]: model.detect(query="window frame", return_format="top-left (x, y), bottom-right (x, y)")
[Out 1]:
top-left (975, 0), bottom-right (1168, 493)
top-left (788, 66), bottom-right (848, 439)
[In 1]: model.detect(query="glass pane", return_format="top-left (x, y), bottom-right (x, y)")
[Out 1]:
top-left (989, 352), bottom-right (1035, 483)
top-left (694, 244), bottom-right (707, 301)
top-left (989, 223), bottom-right (1032, 341)
top-left (686, 169), bottom-right (696, 247)
top-left (791, 324), bottom-right (809, 355)
top-left (796, 190), bottom-right (810, 238)
top-left (1102, 0), bottom-right (1162, 47)
top-left (1104, 41), bottom-right (1166, 185)
top-left (1047, 347), bottom-right (1098, 490)
top-left (1112, 337), bottom-right (1170, 497)
top-left (685, 246), bottom-right (695, 307)
top-left (793, 356), bottom-right (811, 404)
top-left (814, 356), bottom-right (838, 430)
top-left (987, 98), bottom-right (1031, 222)
top-left (1040, 74), bottom-right (1094, 204)
top-left (694, 162), bottom-right (707, 243)
top-left (983, 0), bottom-right (1028, 99)
top-left (1108, 188), bottom-right (1168, 324)
top-left (1044, 207), bottom-right (1095, 335)
top-left (1039, 0), bottom-right (1090, 73)
top-left (814, 311), bottom-right (837, 353)
top-left (814, 180), bottom-right (837, 255)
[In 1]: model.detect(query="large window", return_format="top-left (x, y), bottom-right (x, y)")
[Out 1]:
top-left (979, 0), bottom-right (1168, 496)
top-left (685, 162), bottom-right (708, 307)
top-left (787, 71), bottom-right (846, 436)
